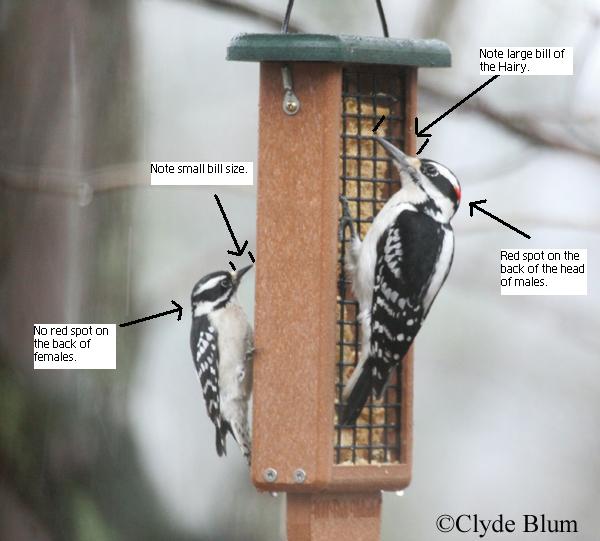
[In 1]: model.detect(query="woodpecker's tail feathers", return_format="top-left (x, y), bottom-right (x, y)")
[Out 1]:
top-left (371, 368), bottom-right (388, 400)
top-left (339, 362), bottom-right (374, 426)
top-left (215, 420), bottom-right (229, 457)
top-left (230, 420), bottom-right (252, 466)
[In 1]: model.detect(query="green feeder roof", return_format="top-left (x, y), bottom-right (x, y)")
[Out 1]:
top-left (227, 33), bottom-right (451, 67)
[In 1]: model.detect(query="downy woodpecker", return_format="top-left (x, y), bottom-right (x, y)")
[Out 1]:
top-left (339, 137), bottom-right (461, 425)
top-left (190, 265), bottom-right (254, 464)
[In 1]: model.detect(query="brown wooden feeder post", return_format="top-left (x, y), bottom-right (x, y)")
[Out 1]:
top-left (227, 34), bottom-right (451, 541)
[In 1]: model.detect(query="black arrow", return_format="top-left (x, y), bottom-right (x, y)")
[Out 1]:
top-left (119, 300), bottom-right (183, 327)
top-left (416, 138), bottom-right (430, 155)
top-left (372, 115), bottom-right (385, 133)
top-left (214, 194), bottom-right (248, 257)
top-left (469, 199), bottom-right (531, 239)
top-left (415, 75), bottom-right (500, 144)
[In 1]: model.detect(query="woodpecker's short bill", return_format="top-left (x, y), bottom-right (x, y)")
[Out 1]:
top-left (339, 137), bottom-right (461, 425)
top-left (190, 265), bottom-right (254, 464)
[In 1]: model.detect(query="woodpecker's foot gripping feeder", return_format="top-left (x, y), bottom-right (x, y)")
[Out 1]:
top-left (338, 195), bottom-right (358, 243)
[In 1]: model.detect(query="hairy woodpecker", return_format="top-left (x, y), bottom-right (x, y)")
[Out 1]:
top-left (339, 137), bottom-right (461, 425)
top-left (190, 265), bottom-right (254, 464)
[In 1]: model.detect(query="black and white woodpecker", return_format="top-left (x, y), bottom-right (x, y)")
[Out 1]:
top-left (190, 265), bottom-right (254, 464)
top-left (339, 136), bottom-right (461, 425)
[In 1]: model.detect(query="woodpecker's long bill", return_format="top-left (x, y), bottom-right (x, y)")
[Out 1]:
top-left (339, 138), bottom-right (460, 425)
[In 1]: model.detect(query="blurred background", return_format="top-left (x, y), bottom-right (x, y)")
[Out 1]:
top-left (1, 0), bottom-right (599, 539)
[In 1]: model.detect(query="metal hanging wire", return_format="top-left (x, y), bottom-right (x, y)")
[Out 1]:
top-left (375, 0), bottom-right (389, 37)
top-left (281, 0), bottom-right (390, 36)
top-left (281, 0), bottom-right (294, 33)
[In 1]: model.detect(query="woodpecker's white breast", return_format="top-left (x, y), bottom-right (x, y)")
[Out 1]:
top-left (208, 299), bottom-right (252, 408)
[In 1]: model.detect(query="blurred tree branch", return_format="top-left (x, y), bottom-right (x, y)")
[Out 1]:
top-left (419, 84), bottom-right (600, 162)
top-left (181, 0), bottom-right (301, 32)
top-left (3, 0), bottom-right (600, 200)
top-left (562, 9), bottom-right (600, 152)
top-left (191, 0), bottom-right (600, 163)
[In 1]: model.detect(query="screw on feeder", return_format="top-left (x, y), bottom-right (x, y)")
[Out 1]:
top-left (293, 469), bottom-right (307, 483)
top-left (281, 65), bottom-right (300, 115)
top-left (263, 468), bottom-right (278, 482)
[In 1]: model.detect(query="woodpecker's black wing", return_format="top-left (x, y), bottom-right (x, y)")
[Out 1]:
top-left (190, 315), bottom-right (228, 456)
top-left (341, 209), bottom-right (449, 425)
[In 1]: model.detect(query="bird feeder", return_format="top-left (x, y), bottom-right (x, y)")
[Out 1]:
top-left (227, 33), bottom-right (451, 540)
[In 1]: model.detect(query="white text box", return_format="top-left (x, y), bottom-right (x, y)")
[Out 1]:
top-left (500, 249), bottom-right (587, 295)
top-left (150, 162), bottom-right (253, 186)
top-left (480, 47), bottom-right (573, 75)
top-left (34, 324), bottom-right (116, 369)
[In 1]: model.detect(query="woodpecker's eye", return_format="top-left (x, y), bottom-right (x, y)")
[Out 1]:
top-left (220, 278), bottom-right (231, 289)
top-left (421, 163), bottom-right (439, 177)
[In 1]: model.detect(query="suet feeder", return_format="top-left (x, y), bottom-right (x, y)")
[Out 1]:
top-left (227, 33), bottom-right (450, 539)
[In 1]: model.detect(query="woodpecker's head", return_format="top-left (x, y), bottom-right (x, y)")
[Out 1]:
top-left (375, 136), bottom-right (461, 220)
top-left (191, 265), bottom-right (252, 317)
top-left (417, 158), bottom-right (461, 217)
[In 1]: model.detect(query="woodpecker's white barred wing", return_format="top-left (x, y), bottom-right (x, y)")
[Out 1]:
top-left (341, 209), bottom-right (451, 425)
top-left (190, 315), bottom-right (228, 456)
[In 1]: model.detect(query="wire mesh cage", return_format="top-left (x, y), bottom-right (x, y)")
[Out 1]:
top-left (227, 33), bottom-right (450, 493)
top-left (335, 66), bottom-right (406, 466)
